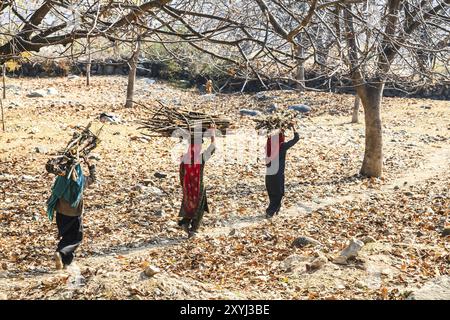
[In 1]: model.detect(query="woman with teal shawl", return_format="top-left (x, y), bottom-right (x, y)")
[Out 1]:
top-left (46, 161), bottom-right (96, 269)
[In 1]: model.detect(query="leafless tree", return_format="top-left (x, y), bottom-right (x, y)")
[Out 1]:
top-left (0, 0), bottom-right (448, 177)
top-left (146, 0), bottom-right (448, 177)
top-left (0, 0), bottom-right (171, 61)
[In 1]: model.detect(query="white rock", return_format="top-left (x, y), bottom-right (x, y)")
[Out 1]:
top-left (47, 88), bottom-right (58, 95)
top-left (143, 78), bottom-right (156, 85)
top-left (99, 113), bottom-right (121, 124)
top-left (148, 186), bottom-right (164, 196)
top-left (22, 175), bottom-right (37, 182)
top-left (254, 92), bottom-right (273, 101)
top-left (0, 293), bottom-right (7, 300)
top-left (27, 90), bottom-right (47, 98)
top-left (407, 276), bottom-right (450, 300)
top-left (333, 238), bottom-right (364, 264)
top-left (144, 265), bottom-right (160, 277)
top-left (254, 275), bottom-right (270, 282)
top-left (68, 75), bottom-right (80, 80)
top-left (335, 283), bottom-right (346, 290)
top-left (292, 236), bottom-right (322, 248)
top-left (35, 146), bottom-right (48, 154)
top-left (135, 184), bottom-right (163, 196)
top-left (288, 104), bottom-right (311, 113)
top-left (166, 220), bottom-right (178, 228)
top-left (239, 109), bottom-right (261, 117)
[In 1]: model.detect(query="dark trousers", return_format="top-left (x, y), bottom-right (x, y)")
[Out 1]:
top-left (56, 212), bottom-right (83, 265)
top-left (265, 174), bottom-right (285, 216)
top-left (178, 207), bottom-right (206, 233)
top-left (178, 217), bottom-right (203, 237)
top-left (178, 192), bottom-right (209, 233)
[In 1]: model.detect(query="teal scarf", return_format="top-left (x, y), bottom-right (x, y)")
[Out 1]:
top-left (46, 164), bottom-right (85, 221)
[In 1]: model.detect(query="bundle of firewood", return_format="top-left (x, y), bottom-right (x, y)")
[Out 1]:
top-left (138, 101), bottom-right (232, 137)
top-left (252, 110), bottom-right (298, 131)
top-left (46, 123), bottom-right (102, 176)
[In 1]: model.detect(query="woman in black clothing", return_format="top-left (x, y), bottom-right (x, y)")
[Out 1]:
top-left (265, 126), bottom-right (299, 218)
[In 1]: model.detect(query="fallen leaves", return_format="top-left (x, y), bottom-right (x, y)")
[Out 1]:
top-left (0, 77), bottom-right (449, 300)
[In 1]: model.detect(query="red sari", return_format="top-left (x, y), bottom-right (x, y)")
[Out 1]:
top-left (181, 144), bottom-right (202, 218)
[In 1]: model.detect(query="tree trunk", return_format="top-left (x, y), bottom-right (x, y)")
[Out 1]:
top-left (359, 83), bottom-right (384, 177)
top-left (86, 38), bottom-right (91, 86)
top-left (86, 61), bottom-right (91, 86)
top-left (295, 34), bottom-right (305, 92)
top-left (125, 39), bottom-right (140, 108)
top-left (351, 95), bottom-right (360, 123)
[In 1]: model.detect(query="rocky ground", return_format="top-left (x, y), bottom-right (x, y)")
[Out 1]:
top-left (0, 76), bottom-right (448, 300)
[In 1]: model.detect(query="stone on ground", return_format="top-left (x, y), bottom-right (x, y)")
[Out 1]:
top-left (239, 109), bottom-right (261, 117)
top-left (144, 265), bottom-right (161, 278)
top-left (27, 90), bottom-right (47, 98)
top-left (292, 236), bottom-right (322, 248)
top-left (333, 238), bottom-right (364, 264)
top-left (288, 104), bottom-right (311, 113)
top-left (407, 276), bottom-right (450, 300)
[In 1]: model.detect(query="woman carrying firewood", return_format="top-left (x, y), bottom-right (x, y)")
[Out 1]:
top-left (46, 157), bottom-right (97, 269)
top-left (265, 125), bottom-right (299, 218)
top-left (178, 124), bottom-right (216, 238)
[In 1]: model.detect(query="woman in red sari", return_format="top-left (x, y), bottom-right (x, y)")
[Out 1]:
top-left (178, 125), bottom-right (216, 238)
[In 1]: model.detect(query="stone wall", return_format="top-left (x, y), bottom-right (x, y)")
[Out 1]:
top-left (9, 59), bottom-right (179, 78)
top-left (6, 59), bottom-right (449, 100)
top-left (218, 74), bottom-right (450, 100)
